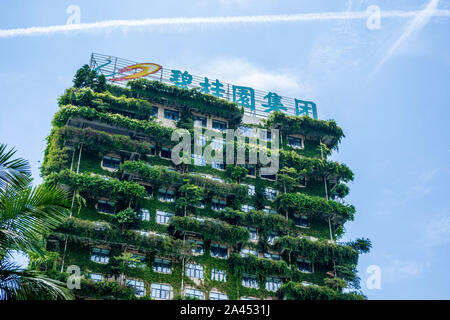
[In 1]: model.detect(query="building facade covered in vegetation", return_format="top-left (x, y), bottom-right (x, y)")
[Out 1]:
top-left (34, 64), bottom-right (370, 300)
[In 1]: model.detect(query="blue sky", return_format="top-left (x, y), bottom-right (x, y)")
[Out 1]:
top-left (1, 0), bottom-right (449, 299)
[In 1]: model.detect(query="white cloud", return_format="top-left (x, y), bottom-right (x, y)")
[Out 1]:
top-left (377, 253), bottom-right (428, 285)
top-left (191, 57), bottom-right (313, 97)
top-left (421, 213), bottom-right (450, 248)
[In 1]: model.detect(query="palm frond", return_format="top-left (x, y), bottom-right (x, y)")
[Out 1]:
top-left (0, 144), bottom-right (31, 191)
top-left (0, 260), bottom-right (74, 300)
top-left (0, 184), bottom-right (70, 255)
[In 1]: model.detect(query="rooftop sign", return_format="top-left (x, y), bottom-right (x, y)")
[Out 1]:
top-left (90, 53), bottom-right (318, 119)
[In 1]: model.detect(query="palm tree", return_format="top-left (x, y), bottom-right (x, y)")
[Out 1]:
top-left (0, 143), bottom-right (73, 300)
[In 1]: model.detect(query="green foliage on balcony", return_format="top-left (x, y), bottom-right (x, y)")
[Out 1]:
top-left (280, 281), bottom-right (365, 300)
top-left (209, 208), bottom-right (290, 237)
top-left (169, 216), bottom-right (250, 244)
top-left (127, 79), bottom-right (244, 126)
top-left (280, 149), bottom-right (354, 182)
top-left (59, 87), bottom-right (155, 120)
top-left (273, 236), bottom-right (359, 266)
top-left (43, 269), bottom-right (136, 300)
top-left (266, 112), bottom-right (345, 150)
top-left (55, 217), bottom-right (190, 258)
top-left (57, 126), bottom-right (155, 155)
top-left (276, 192), bottom-right (356, 221)
top-left (45, 169), bottom-right (146, 202)
top-left (53, 105), bottom-right (174, 143)
top-left (121, 161), bottom-right (248, 199)
top-left (228, 253), bottom-right (292, 277)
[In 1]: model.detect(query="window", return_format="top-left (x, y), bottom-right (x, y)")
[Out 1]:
top-left (248, 227), bottom-right (258, 241)
top-left (210, 243), bottom-right (228, 258)
top-left (154, 233), bottom-right (166, 238)
top-left (139, 208), bottom-right (150, 221)
top-left (211, 198), bottom-right (226, 211)
top-left (241, 204), bottom-right (255, 213)
top-left (152, 106), bottom-right (159, 117)
top-left (158, 189), bottom-right (175, 202)
top-left (102, 155), bottom-right (121, 170)
top-left (263, 207), bottom-right (277, 215)
top-left (197, 197), bottom-right (205, 209)
top-left (91, 248), bottom-right (110, 264)
top-left (129, 254), bottom-right (145, 268)
top-left (210, 292), bottom-right (228, 300)
top-left (161, 147), bottom-right (172, 159)
top-left (148, 144), bottom-right (156, 156)
top-left (194, 216), bottom-right (205, 222)
top-left (260, 171), bottom-right (276, 180)
top-left (301, 281), bottom-right (313, 287)
top-left (93, 222), bottom-right (106, 231)
top-left (240, 248), bottom-right (257, 258)
top-left (294, 214), bottom-right (309, 228)
top-left (267, 232), bottom-right (279, 245)
top-left (264, 252), bottom-right (280, 261)
top-left (164, 109), bottom-right (180, 121)
top-left (151, 283), bottom-right (171, 300)
top-left (186, 264), bottom-right (204, 279)
top-left (188, 240), bottom-right (204, 255)
top-left (97, 199), bottom-right (115, 214)
top-left (211, 269), bottom-right (227, 282)
top-left (240, 164), bottom-right (255, 176)
top-left (193, 115), bottom-right (207, 127)
top-left (264, 187), bottom-right (277, 201)
top-left (298, 175), bottom-right (307, 187)
top-left (266, 131), bottom-right (272, 142)
top-left (297, 258), bottom-right (313, 273)
top-left (242, 274), bottom-right (258, 289)
top-left (185, 288), bottom-right (204, 300)
top-left (265, 277), bottom-right (282, 291)
top-left (211, 161), bottom-right (225, 170)
top-left (241, 184), bottom-right (255, 196)
top-left (210, 177), bottom-right (223, 183)
top-left (156, 210), bottom-right (173, 224)
top-left (211, 138), bottom-right (225, 150)
top-left (137, 230), bottom-right (150, 237)
top-left (192, 154), bottom-right (206, 166)
top-left (212, 120), bottom-right (227, 132)
top-left (153, 258), bottom-right (171, 274)
top-left (288, 136), bottom-right (303, 149)
top-left (126, 279), bottom-right (145, 296)
top-left (144, 185), bottom-right (153, 198)
top-left (89, 273), bottom-right (102, 283)
top-left (240, 296), bottom-right (257, 300)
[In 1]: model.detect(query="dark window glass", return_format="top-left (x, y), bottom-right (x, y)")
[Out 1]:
top-left (97, 200), bottom-right (115, 214)
top-left (212, 120), bottom-right (227, 131)
top-left (294, 215), bottom-right (309, 227)
top-left (211, 244), bottom-right (228, 258)
top-left (152, 106), bottom-right (158, 117)
top-left (193, 116), bottom-right (207, 127)
top-left (102, 156), bottom-right (121, 169)
top-left (164, 109), bottom-right (180, 121)
top-left (161, 147), bottom-right (171, 159)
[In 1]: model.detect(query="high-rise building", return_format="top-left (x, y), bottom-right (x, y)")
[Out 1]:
top-left (36, 56), bottom-right (366, 300)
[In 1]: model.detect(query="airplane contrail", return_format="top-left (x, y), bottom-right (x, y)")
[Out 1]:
top-left (372, 0), bottom-right (442, 76)
top-left (1, 9), bottom-right (450, 38)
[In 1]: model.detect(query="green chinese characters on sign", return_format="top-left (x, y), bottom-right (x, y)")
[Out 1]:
top-left (200, 77), bottom-right (225, 98)
top-left (262, 92), bottom-right (287, 113)
top-left (170, 70), bottom-right (193, 89)
top-left (232, 85), bottom-right (256, 111)
top-left (295, 99), bottom-right (318, 119)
